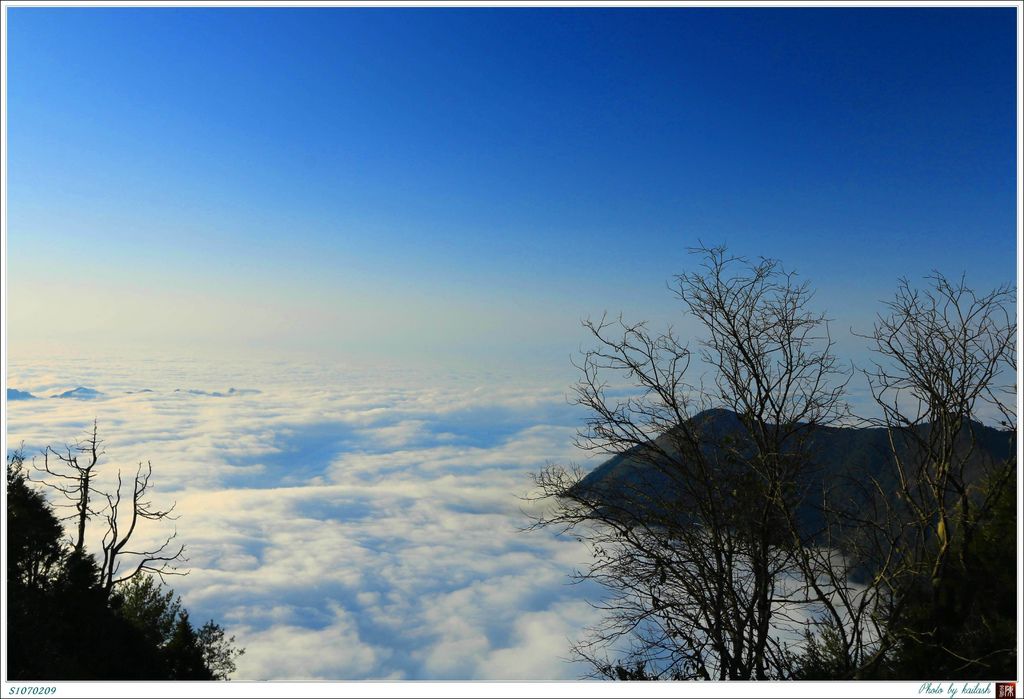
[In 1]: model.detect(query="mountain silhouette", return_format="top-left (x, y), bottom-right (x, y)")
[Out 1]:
top-left (174, 388), bottom-right (260, 397)
top-left (50, 387), bottom-right (104, 400)
top-left (578, 408), bottom-right (1015, 540)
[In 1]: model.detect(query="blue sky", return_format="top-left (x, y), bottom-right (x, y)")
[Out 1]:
top-left (6, 7), bottom-right (1018, 365)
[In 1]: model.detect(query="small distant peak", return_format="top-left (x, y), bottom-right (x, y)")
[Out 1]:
top-left (7, 388), bottom-right (38, 401)
top-left (51, 386), bottom-right (103, 400)
top-left (174, 387), bottom-right (260, 397)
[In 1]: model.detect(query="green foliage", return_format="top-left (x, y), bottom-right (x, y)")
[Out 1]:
top-left (599, 660), bottom-right (687, 681)
top-left (114, 573), bottom-right (183, 649)
top-left (113, 575), bottom-right (245, 680)
top-left (6, 449), bottom-right (65, 589)
top-left (5, 449), bottom-right (244, 680)
top-left (164, 611), bottom-right (214, 680)
top-left (882, 470), bottom-right (1017, 680)
top-left (7, 451), bottom-right (165, 679)
top-left (197, 619), bottom-right (246, 680)
top-left (791, 619), bottom-right (853, 680)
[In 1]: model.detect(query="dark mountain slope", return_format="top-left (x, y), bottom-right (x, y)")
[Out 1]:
top-left (578, 408), bottom-right (1014, 539)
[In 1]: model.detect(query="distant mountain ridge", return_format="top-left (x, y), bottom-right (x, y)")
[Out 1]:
top-left (174, 387), bottom-right (260, 397)
top-left (579, 408), bottom-right (1015, 539)
top-left (5, 386), bottom-right (262, 401)
top-left (50, 387), bottom-right (104, 400)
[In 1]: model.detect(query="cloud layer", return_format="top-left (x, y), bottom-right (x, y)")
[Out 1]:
top-left (5, 356), bottom-right (605, 680)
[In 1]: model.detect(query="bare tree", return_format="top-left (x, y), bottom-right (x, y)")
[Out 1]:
top-left (856, 273), bottom-right (1017, 674)
top-left (98, 461), bottom-right (185, 594)
top-left (36, 420), bottom-right (103, 555)
top-left (527, 245), bottom-right (853, 680)
top-left (528, 252), bottom-right (1016, 680)
top-left (33, 421), bottom-right (187, 596)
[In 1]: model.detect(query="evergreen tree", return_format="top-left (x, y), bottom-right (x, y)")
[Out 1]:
top-left (6, 447), bottom-right (243, 680)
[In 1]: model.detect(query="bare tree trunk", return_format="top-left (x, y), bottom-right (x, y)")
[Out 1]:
top-left (33, 422), bottom-right (188, 597)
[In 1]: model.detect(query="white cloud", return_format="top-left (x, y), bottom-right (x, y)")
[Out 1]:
top-left (227, 603), bottom-right (388, 680)
top-left (4, 356), bottom-right (603, 680)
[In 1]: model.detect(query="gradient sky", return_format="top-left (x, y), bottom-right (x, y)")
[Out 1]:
top-left (5, 7), bottom-right (1018, 367)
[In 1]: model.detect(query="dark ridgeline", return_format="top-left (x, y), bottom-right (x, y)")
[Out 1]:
top-left (577, 408), bottom-right (1014, 548)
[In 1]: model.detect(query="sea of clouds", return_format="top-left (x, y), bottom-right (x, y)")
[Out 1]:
top-left (5, 355), bottom-right (610, 680)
